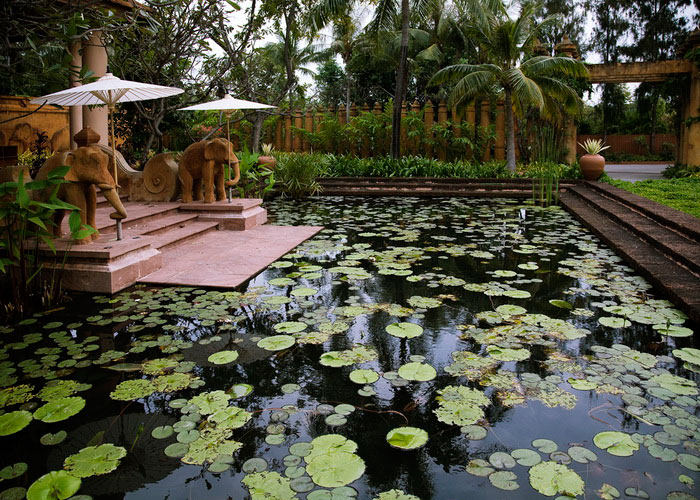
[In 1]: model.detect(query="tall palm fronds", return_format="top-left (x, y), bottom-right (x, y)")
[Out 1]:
top-left (431, 0), bottom-right (588, 171)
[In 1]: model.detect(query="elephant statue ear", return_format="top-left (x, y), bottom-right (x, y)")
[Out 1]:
top-left (204, 140), bottom-right (221, 161)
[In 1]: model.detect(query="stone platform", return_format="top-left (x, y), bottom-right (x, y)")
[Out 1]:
top-left (44, 198), bottom-right (322, 294)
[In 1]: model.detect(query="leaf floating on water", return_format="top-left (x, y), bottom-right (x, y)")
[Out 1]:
top-left (397, 362), bottom-right (437, 382)
top-left (549, 299), bottom-right (572, 309)
top-left (465, 459), bottom-right (494, 477)
top-left (650, 373), bottom-right (698, 396)
top-left (385, 322), bottom-right (423, 339)
top-left (593, 431), bottom-right (639, 457)
top-left (434, 385), bottom-right (489, 426)
top-left (26, 471), bottom-right (80, 500)
top-left (349, 369), bottom-right (379, 385)
top-left (110, 380), bottom-right (155, 401)
top-left (208, 350), bottom-right (239, 364)
top-left (274, 322), bottom-right (307, 334)
top-left (257, 335), bottom-right (296, 352)
top-left (373, 490), bottom-right (420, 500)
top-left (0, 410), bottom-right (32, 436)
top-left (39, 431), bottom-right (67, 446)
top-left (386, 427), bottom-right (428, 450)
top-left (532, 439), bottom-right (558, 454)
top-left (488, 470), bottom-right (519, 490)
top-left (305, 435), bottom-right (365, 488)
top-left (528, 461), bottom-right (584, 497)
top-left (510, 449), bottom-right (541, 466)
top-left (242, 471), bottom-right (297, 500)
top-left (0, 463), bottom-right (27, 480)
top-left (567, 446), bottom-right (597, 464)
top-left (63, 444), bottom-right (127, 478)
top-left (33, 397), bottom-right (85, 423)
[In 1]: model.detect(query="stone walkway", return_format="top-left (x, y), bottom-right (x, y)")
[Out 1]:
top-left (139, 225), bottom-right (323, 288)
top-left (604, 163), bottom-right (670, 182)
top-left (561, 181), bottom-right (700, 322)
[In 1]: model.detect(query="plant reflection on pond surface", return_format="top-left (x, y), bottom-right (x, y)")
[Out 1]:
top-left (0, 197), bottom-right (697, 500)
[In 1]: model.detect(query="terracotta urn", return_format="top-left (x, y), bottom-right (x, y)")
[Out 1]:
top-left (579, 154), bottom-right (605, 181)
top-left (257, 156), bottom-right (277, 170)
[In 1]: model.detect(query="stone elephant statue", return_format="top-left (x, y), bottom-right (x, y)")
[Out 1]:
top-left (35, 146), bottom-right (128, 244)
top-left (178, 138), bottom-right (240, 203)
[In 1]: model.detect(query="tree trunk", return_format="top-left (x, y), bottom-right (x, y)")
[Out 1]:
top-left (250, 112), bottom-right (265, 152)
top-left (346, 75), bottom-right (351, 123)
top-left (505, 88), bottom-right (516, 172)
top-left (390, 0), bottom-right (410, 159)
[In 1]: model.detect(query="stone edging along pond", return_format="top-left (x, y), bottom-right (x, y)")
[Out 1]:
top-left (310, 177), bottom-right (700, 322)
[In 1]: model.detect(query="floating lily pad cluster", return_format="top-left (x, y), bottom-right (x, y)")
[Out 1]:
top-left (0, 197), bottom-right (697, 500)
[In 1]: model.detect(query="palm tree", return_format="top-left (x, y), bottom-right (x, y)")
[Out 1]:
top-left (311, 0), bottom-right (433, 158)
top-left (430, 0), bottom-right (588, 171)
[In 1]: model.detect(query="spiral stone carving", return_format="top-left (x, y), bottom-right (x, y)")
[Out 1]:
top-left (142, 153), bottom-right (178, 201)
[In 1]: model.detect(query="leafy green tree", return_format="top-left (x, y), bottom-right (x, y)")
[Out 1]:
top-left (430, 0), bottom-right (587, 171)
top-left (314, 59), bottom-right (347, 107)
top-left (110, 0), bottom-right (224, 157)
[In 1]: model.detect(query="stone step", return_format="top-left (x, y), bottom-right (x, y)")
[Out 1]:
top-left (148, 220), bottom-right (220, 251)
top-left (98, 202), bottom-right (181, 233)
top-left (568, 185), bottom-right (700, 275)
top-left (585, 181), bottom-right (700, 242)
top-left (560, 191), bottom-right (700, 323)
top-left (126, 212), bottom-right (200, 236)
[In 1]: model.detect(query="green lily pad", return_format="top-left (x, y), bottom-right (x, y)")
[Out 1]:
top-left (677, 453), bottom-right (700, 471)
top-left (26, 471), bottom-right (80, 500)
top-left (349, 369), bottom-right (379, 384)
top-left (549, 299), bottom-right (573, 309)
top-left (373, 490), bottom-right (420, 500)
top-left (209, 406), bottom-right (252, 429)
top-left (568, 378), bottom-right (597, 390)
top-left (306, 451), bottom-right (365, 488)
top-left (228, 384), bottom-right (254, 398)
top-left (568, 446), bottom-right (597, 463)
top-left (274, 322), bottom-right (307, 334)
top-left (653, 325), bottom-right (693, 337)
top-left (151, 426), bottom-right (174, 439)
top-left (397, 362), bottom-right (436, 382)
top-left (110, 380), bottom-right (155, 401)
top-left (190, 390), bottom-right (231, 415)
top-left (257, 335), bottom-right (296, 351)
top-left (164, 442), bottom-right (189, 458)
top-left (598, 316), bottom-right (631, 328)
top-left (532, 439), bottom-right (558, 453)
top-left (489, 451), bottom-right (516, 469)
top-left (208, 350), bottom-right (239, 364)
top-left (385, 322), bottom-right (423, 339)
top-left (489, 470), bottom-right (519, 490)
top-left (486, 345), bottom-right (530, 362)
top-left (64, 443), bottom-right (127, 477)
top-left (528, 461), bottom-right (584, 497)
top-left (0, 463), bottom-right (27, 480)
top-left (0, 486), bottom-right (26, 500)
top-left (386, 427), bottom-right (428, 450)
top-left (651, 373), bottom-right (698, 396)
top-left (242, 471), bottom-right (296, 500)
top-left (0, 410), bottom-right (32, 436)
top-left (466, 459), bottom-right (495, 477)
top-left (495, 304), bottom-right (527, 316)
top-left (40, 431), bottom-right (67, 445)
top-left (511, 448), bottom-right (541, 466)
top-left (291, 287), bottom-right (318, 297)
top-left (242, 457), bottom-right (268, 473)
top-left (33, 397), bottom-right (85, 423)
top-left (593, 431), bottom-right (639, 456)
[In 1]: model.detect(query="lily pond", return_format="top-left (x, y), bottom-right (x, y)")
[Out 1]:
top-left (1, 197), bottom-right (698, 500)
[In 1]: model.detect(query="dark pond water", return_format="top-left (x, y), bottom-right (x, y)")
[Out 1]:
top-left (0, 197), bottom-right (697, 500)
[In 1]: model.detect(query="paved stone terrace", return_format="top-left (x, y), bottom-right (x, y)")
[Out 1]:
top-left (139, 225), bottom-right (322, 288)
top-left (560, 181), bottom-right (700, 323)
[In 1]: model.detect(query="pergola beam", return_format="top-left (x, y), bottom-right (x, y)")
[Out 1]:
top-left (587, 60), bottom-right (694, 83)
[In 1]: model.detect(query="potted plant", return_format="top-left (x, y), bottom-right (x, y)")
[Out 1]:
top-left (578, 138), bottom-right (610, 181)
top-left (257, 143), bottom-right (277, 170)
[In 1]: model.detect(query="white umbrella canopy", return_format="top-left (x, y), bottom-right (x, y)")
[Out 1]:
top-left (179, 94), bottom-right (275, 111)
top-left (179, 94), bottom-right (276, 201)
top-left (30, 73), bottom-right (184, 107)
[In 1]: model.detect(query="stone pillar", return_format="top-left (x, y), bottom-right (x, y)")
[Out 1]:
top-left (564, 117), bottom-right (577, 165)
top-left (69, 42), bottom-right (82, 149)
top-left (81, 31), bottom-right (108, 146)
top-left (495, 101), bottom-right (505, 161)
top-left (360, 104), bottom-right (370, 157)
top-left (481, 102), bottom-right (491, 160)
top-left (338, 105), bottom-right (346, 126)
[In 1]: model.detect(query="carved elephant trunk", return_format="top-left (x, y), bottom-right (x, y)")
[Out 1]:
top-left (99, 186), bottom-right (128, 219)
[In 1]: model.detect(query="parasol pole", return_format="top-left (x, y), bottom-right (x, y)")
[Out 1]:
top-left (226, 111), bottom-right (232, 203)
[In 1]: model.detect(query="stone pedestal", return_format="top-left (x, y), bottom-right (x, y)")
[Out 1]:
top-left (179, 199), bottom-right (267, 230)
top-left (42, 236), bottom-right (162, 294)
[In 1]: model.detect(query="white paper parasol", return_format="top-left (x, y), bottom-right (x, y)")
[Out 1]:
top-left (180, 95), bottom-right (275, 201)
top-left (31, 74), bottom-right (183, 190)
